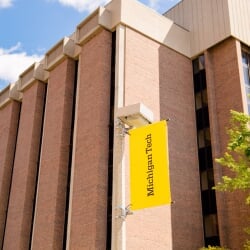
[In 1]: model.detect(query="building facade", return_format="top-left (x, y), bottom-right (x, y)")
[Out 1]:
top-left (0, 0), bottom-right (249, 249)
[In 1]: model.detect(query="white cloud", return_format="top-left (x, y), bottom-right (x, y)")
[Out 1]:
top-left (0, 43), bottom-right (43, 84)
top-left (56, 0), bottom-right (109, 12)
top-left (0, 0), bottom-right (12, 8)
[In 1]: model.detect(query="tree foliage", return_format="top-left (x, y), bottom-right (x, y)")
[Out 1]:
top-left (215, 110), bottom-right (250, 202)
top-left (199, 246), bottom-right (229, 250)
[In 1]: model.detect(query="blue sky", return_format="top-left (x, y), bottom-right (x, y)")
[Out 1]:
top-left (0, 0), bottom-right (181, 90)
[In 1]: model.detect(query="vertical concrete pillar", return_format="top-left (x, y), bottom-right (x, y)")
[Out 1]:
top-left (111, 24), bottom-right (126, 250)
top-left (3, 81), bottom-right (46, 250)
top-left (0, 100), bottom-right (21, 248)
top-left (66, 29), bottom-right (111, 249)
top-left (31, 58), bottom-right (75, 249)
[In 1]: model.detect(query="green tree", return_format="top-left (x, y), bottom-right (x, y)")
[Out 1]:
top-left (215, 110), bottom-right (250, 250)
top-left (199, 246), bottom-right (229, 250)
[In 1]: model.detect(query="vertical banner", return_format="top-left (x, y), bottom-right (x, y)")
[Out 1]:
top-left (129, 120), bottom-right (171, 210)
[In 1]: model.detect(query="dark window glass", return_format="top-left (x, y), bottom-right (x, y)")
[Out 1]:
top-left (204, 214), bottom-right (219, 237)
top-left (198, 146), bottom-right (213, 171)
top-left (243, 66), bottom-right (250, 85)
top-left (242, 48), bottom-right (250, 114)
top-left (201, 89), bottom-right (208, 106)
top-left (199, 55), bottom-right (205, 69)
top-left (201, 190), bottom-right (217, 215)
top-left (193, 55), bottom-right (220, 245)
top-left (195, 92), bottom-right (202, 110)
top-left (196, 106), bottom-right (210, 130)
top-left (205, 236), bottom-right (220, 247)
top-left (193, 58), bottom-right (200, 74)
top-left (242, 51), bottom-right (249, 65)
top-left (193, 55), bottom-right (205, 74)
top-left (194, 73), bottom-right (201, 92)
top-left (194, 70), bottom-right (207, 93)
top-left (201, 171), bottom-right (209, 190)
top-left (106, 31), bottom-right (116, 250)
top-left (201, 169), bottom-right (215, 190)
top-left (195, 90), bottom-right (208, 110)
top-left (207, 168), bottom-right (215, 189)
top-left (198, 128), bottom-right (211, 148)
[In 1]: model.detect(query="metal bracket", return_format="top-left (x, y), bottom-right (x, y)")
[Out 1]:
top-left (115, 204), bottom-right (133, 221)
top-left (115, 119), bottom-right (133, 137)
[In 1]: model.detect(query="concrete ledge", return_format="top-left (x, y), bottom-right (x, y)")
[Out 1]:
top-left (100, 0), bottom-right (191, 57)
top-left (0, 82), bottom-right (22, 109)
top-left (116, 103), bottom-right (154, 127)
top-left (74, 0), bottom-right (190, 56)
top-left (0, 85), bottom-right (10, 108)
top-left (45, 37), bottom-right (80, 71)
top-left (76, 7), bottom-right (113, 45)
top-left (19, 62), bottom-right (49, 92)
top-left (76, 9), bottom-right (101, 44)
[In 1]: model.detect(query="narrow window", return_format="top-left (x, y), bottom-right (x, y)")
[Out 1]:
top-left (106, 31), bottom-right (116, 250)
top-left (193, 55), bottom-right (220, 246)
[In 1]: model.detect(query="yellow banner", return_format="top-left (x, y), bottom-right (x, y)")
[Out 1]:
top-left (129, 120), bottom-right (171, 210)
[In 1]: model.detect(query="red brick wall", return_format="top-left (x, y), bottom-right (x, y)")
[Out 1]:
top-left (66, 29), bottom-right (112, 249)
top-left (159, 42), bottom-right (204, 250)
top-left (3, 81), bottom-right (46, 250)
top-left (206, 38), bottom-right (249, 249)
top-left (0, 101), bottom-right (20, 248)
top-left (124, 27), bottom-right (203, 249)
top-left (31, 58), bottom-right (76, 249)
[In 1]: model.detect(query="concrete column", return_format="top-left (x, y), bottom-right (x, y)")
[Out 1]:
top-left (111, 24), bottom-right (126, 250)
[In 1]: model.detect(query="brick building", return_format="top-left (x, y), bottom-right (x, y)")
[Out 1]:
top-left (0, 0), bottom-right (249, 249)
